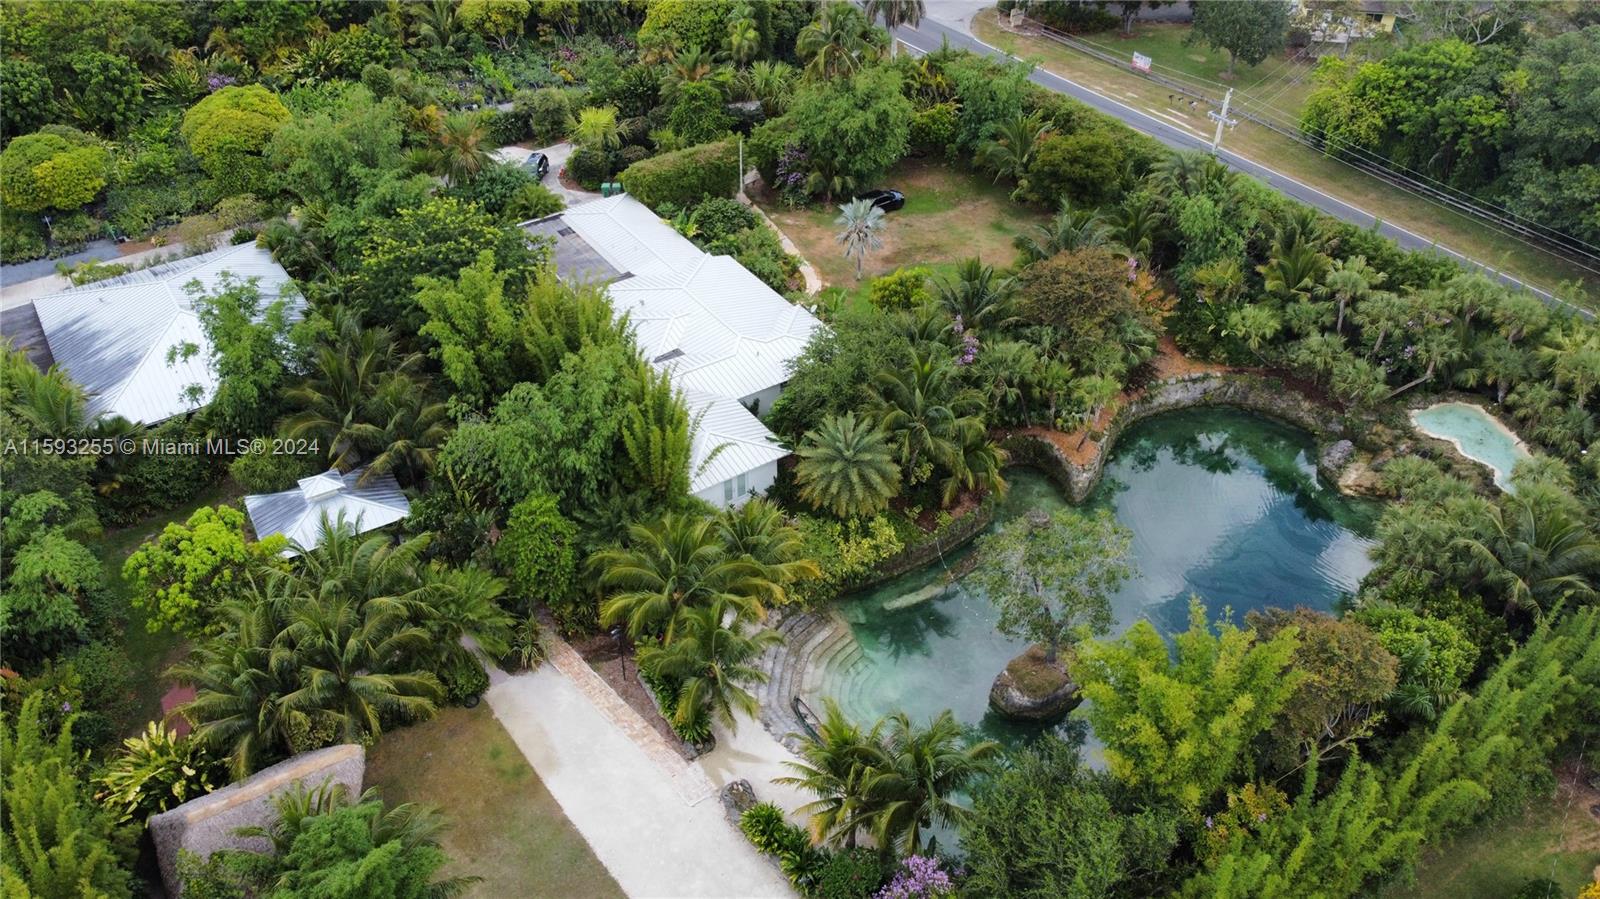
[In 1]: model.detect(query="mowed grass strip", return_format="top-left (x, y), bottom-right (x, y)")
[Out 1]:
top-left (366, 705), bottom-right (625, 899)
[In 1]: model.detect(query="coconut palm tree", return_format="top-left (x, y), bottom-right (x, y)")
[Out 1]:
top-left (574, 105), bottom-right (623, 152)
top-left (857, 710), bottom-right (1000, 855)
top-left (776, 698), bottom-right (889, 848)
top-left (717, 498), bottom-right (821, 602)
top-left (726, 8), bottom-right (761, 67)
top-left (865, 0), bottom-right (926, 29)
top-left (360, 377), bottom-right (450, 486)
top-left (1319, 254), bottom-right (1384, 335)
top-left (1257, 239), bottom-right (1329, 304)
top-left (836, 198), bottom-right (886, 281)
top-left (975, 112), bottom-right (1052, 195)
top-left (637, 599), bottom-right (781, 732)
top-left (420, 562), bottom-right (515, 661)
top-left (797, 3), bottom-right (881, 80)
top-left (1012, 198), bottom-right (1113, 265)
top-left (933, 258), bottom-right (1014, 331)
top-left (592, 513), bottom-right (767, 641)
top-left (1108, 194), bottom-right (1163, 263)
top-left (1454, 487), bottom-right (1600, 618)
top-left (871, 349), bottom-right (977, 484)
top-left (795, 411), bottom-right (903, 518)
top-left (171, 596), bottom-right (298, 779)
top-left (940, 430), bottom-right (1007, 506)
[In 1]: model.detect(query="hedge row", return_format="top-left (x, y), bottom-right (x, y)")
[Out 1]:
top-left (618, 138), bottom-right (738, 211)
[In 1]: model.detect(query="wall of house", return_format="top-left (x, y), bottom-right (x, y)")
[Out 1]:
top-left (696, 460), bottom-right (779, 509)
top-left (739, 384), bottom-right (784, 420)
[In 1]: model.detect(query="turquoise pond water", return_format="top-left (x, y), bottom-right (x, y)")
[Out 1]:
top-left (1409, 401), bottom-right (1530, 492)
top-left (818, 408), bottom-right (1382, 744)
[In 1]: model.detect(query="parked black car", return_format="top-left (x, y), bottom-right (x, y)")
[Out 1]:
top-left (523, 152), bottom-right (550, 180)
top-left (856, 188), bottom-right (905, 212)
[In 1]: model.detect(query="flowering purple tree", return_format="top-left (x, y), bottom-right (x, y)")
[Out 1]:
top-left (874, 856), bottom-right (958, 899)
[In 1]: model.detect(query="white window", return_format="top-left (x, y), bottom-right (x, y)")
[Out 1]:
top-left (723, 478), bottom-right (735, 504)
top-left (736, 472), bottom-right (748, 497)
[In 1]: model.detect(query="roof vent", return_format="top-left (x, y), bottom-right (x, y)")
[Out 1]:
top-left (557, 226), bottom-right (576, 236)
top-left (652, 348), bottom-right (685, 363)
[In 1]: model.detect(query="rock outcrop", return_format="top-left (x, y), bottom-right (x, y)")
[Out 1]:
top-left (989, 645), bottom-right (1081, 722)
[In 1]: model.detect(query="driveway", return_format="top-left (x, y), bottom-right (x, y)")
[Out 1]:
top-left (493, 141), bottom-right (600, 208)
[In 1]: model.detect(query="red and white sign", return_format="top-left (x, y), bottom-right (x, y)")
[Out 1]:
top-left (1131, 52), bottom-right (1152, 73)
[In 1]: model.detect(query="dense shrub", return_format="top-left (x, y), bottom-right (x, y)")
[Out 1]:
top-left (689, 197), bottom-right (757, 243)
top-left (909, 102), bottom-right (959, 156)
top-left (438, 650), bottom-right (490, 705)
top-left (0, 211), bottom-right (47, 262)
top-left (813, 849), bottom-right (887, 899)
top-left (869, 266), bottom-right (933, 310)
top-left (619, 139), bottom-right (737, 211)
top-left (449, 162), bottom-right (538, 218)
top-left (566, 144), bottom-right (611, 189)
top-left (482, 107), bottom-right (527, 145)
top-left (228, 445), bottom-right (318, 494)
top-left (668, 82), bottom-right (733, 145)
top-left (517, 87), bottom-right (575, 145)
top-left (497, 493), bottom-right (579, 614)
top-left (0, 128), bottom-right (109, 213)
top-left (707, 225), bottom-right (797, 292)
top-left (1029, 128), bottom-right (1127, 206)
top-left (504, 181), bottom-right (565, 222)
top-left (617, 144), bottom-right (651, 169)
top-left (180, 85), bottom-right (290, 197)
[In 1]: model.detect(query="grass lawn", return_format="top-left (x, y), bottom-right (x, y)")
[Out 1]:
top-left (1378, 764), bottom-right (1600, 898)
top-left (96, 481), bottom-right (242, 738)
top-left (1064, 22), bottom-right (1316, 113)
top-left (366, 705), bottom-right (624, 899)
top-left (969, 12), bottom-right (1598, 304)
top-left (762, 157), bottom-right (1048, 297)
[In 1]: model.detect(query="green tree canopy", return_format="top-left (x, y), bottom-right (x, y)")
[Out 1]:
top-left (0, 127), bottom-right (108, 213)
top-left (1186, 0), bottom-right (1290, 76)
top-left (785, 66), bottom-right (911, 200)
top-left (123, 504), bottom-right (287, 638)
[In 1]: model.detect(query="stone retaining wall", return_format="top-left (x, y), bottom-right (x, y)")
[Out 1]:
top-left (849, 500), bottom-right (997, 593)
top-left (1006, 372), bottom-right (1348, 503)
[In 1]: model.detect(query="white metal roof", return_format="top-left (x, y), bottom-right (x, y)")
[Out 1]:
top-left (538, 195), bottom-right (823, 402)
top-left (243, 467), bottom-right (410, 556)
top-left (27, 243), bottom-right (298, 424)
top-left (685, 390), bottom-right (790, 494)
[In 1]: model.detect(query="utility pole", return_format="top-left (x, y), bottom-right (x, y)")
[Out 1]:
top-left (1208, 88), bottom-right (1236, 154)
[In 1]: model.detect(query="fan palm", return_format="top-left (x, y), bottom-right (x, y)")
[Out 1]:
top-left (856, 710), bottom-right (1000, 855)
top-left (797, 3), bottom-right (881, 80)
top-left (1013, 198), bottom-right (1113, 264)
top-left (1455, 339), bottom-right (1536, 405)
top-left (932, 258), bottom-right (1014, 331)
top-left (795, 411), bottom-right (903, 518)
top-left (592, 513), bottom-right (766, 641)
top-left (1350, 289), bottom-right (1410, 359)
top-left (637, 599), bottom-right (781, 732)
top-left (836, 198), bottom-right (886, 281)
top-left (1454, 487), bottom-right (1600, 618)
top-left (975, 112), bottom-right (1052, 193)
top-left (776, 698), bottom-right (889, 848)
top-left (1320, 254), bottom-right (1384, 334)
top-left (717, 499), bottom-right (821, 603)
top-left (1539, 327), bottom-right (1600, 405)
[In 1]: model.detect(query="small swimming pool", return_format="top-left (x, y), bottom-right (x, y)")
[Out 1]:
top-left (1409, 401), bottom-right (1530, 492)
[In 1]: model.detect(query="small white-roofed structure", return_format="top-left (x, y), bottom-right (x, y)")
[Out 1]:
top-left (523, 195), bottom-right (824, 508)
top-left (16, 242), bottom-right (298, 424)
top-left (244, 467), bottom-right (410, 555)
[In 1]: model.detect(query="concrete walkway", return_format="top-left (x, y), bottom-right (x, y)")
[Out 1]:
top-left (485, 650), bottom-right (795, 899)
top-left (493, 141), bottom-right (601, 208)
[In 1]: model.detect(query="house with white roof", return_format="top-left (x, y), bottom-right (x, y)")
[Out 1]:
top-left (0, 242), bottom-right (298, 424)
top-left (243, 467), bottom-right (410, 555)
top-left (524, 195), bottom-right (823, 507)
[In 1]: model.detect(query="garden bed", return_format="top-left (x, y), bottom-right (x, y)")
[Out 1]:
top-left (572, 633), bottom-right (701, 761)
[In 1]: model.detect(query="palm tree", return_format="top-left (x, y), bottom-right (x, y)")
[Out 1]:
top-left (717, 499), bottom-right (821, 602)
top-left (1257, 239), bottom-right (1329, 304)
top-left (857, 710), bottom-right (1000, 855)
top-left (1108, 194), bottom-right (1163, 263)
top-left (940, 430), bottom-right (1007, 506)
top-left (1490, 291), bottom-right (1549, 345)
top-left (1539, 327), bottom-right (1600, 405)
top-left (795, 412), bottom-right (903, 518)
top-left (360, 376), bottom-right (450, 485)
top-left (592, 514), bottom-right (766, 641)
top-left (797, 3), bottom-right (880, 80)
top-left (421, 562), bottom-right (514, 661)
top-left (407, 0), bottom-right (459, 49)
top-left (662, 46), bottom-right (719, 99)
top-left (637, 599), bottom-right (781, 732)
top-left (1350, 289), bottom-right (1410, 359)
top-left (776, 698), bottom-right (888, 848)
top-left (865, 0), bottom-right (926, 29)
top-left (1388, 328), bottom-right (1466, 398)
top-left (871, 349), bottom-right (977, 484)
top-left (574, 105), bottom-right (622, 152)
top-left (1320, 254), bottom-right (1384, 335)
top-left (171, 597), bottom-right (297, 779)
top-left (836, 198), bottom-right (886, 281)
top-left (745, 60), bottom-right (796, 115)
top-left (726, 9), bottom-right (761, 67)
top-left (1454, 487), bottom-right (1600, 618)
top-left (1456, 339), bottom-right (1536, 405)
top-left (427, 113), bottom-right (493, 187)
top-left (1012, 198), bottom-right (1112, 264)
top-left (1190, 257), bottom-right (1245, 308)
top-left (1226, 304), bottom-right (1282, 361)
top-left (932, 258), bottom-right (1014, 331)
top-left (1071, 374), bottom-right (1120, 449)
top-left (975, 112), bottom-right (1052, 193)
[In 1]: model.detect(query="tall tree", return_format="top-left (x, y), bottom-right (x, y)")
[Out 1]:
top-left (836, 197), bottom-right (886, 280)
top-left (592, 513), bottom-right (766, 640)
top-left (970, 508), bottom-right (1132, 663)
top-left (1186, 0), bottom-right (1290, 77)
top-left (637, 598), bottom-right (781, 731)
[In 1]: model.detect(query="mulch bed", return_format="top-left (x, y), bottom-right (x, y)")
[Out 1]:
top-left (569, 633), bottom-right (698, 760)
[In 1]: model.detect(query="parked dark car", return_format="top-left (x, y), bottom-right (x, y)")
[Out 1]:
top-left (856, 188), bottom-right (905, 212)
top-left (523, 152), bottom-right (550, 180)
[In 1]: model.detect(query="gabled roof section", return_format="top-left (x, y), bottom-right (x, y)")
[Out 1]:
top-left (685, 390), bottom-right (790, 494)
top-left (244, 467), bottom-right (410, 556)
top-left (526, 195), bottom-right (822, 402)
top-left (28, 243), bottom-right (298, 424)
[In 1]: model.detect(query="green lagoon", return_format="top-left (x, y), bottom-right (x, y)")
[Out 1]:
top-left (822, 408), bottom-right (1381, 742)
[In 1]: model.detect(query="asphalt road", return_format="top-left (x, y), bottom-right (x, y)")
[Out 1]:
top-left (893, 18), bottom-right (1592, 320)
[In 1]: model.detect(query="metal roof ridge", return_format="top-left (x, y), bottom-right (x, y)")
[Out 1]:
top-left (98, 314), bottom-right (193, 418)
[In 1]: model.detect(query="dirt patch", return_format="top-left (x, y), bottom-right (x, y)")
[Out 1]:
top-left (570, 633), bottom-right (697, 760)
top-left (1554, 759), bottom-right (1600, 856)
